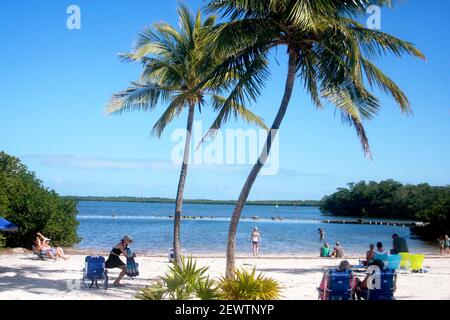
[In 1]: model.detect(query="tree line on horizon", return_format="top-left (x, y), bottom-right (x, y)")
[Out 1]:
top-left (63, 196), bottom-right (320, 207)
top-left (320, 179), bottom-right (450, 240)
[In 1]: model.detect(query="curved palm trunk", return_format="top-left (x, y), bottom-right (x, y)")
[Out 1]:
top-left (173, 101), bottom-right (195, 266)
top-left (226, 50), bottom-right (299, 278)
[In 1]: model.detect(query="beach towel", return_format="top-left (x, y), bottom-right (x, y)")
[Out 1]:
top-left (125, 248), bottom-right (139, 277)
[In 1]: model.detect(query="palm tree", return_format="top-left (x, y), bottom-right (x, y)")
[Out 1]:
top-left (106, 5), bottom-right (267, 265)
top-left (205, 0), bottom-right (425, 278)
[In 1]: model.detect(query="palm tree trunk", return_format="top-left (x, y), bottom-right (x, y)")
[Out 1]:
top-left (173, 101), bottom-right (195, 266)
top-left (225, 49), bottom-right (299, 278)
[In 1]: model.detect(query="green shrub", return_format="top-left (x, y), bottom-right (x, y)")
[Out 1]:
top-left (219, 268), bottom-right (281, 300)
top-left (0, 151), bottom-right (79, 248)
top-left (0, 233), bottom-right (6, 248)
top-left (136, 256), bottom-right (220, 300)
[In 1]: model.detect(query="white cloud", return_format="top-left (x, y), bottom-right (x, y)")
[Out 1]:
top-left (23, 154), bottom-right (177, 171)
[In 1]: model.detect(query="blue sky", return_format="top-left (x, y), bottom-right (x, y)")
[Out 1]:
top-left (0, 0), bottom-right (449, 200)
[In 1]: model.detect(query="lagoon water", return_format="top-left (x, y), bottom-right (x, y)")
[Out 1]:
top-left (76, 201), bottom-right (436, 255)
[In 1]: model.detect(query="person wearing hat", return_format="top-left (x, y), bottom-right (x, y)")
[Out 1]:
top-left (105, 234), bottom-right (135, 286)
top-left (250, 227), bottom-right (261, 257)
top-left (35, 232), bottom-right (69, 260)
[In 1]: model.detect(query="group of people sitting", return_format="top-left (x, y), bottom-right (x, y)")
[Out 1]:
top-left (320, 242), bottom-right (345, 258)
top-left (361, 234), bottom-right (409, 266)
top-left (33, 232), bottom-right (69, 260)
top-left (318, 259), bottom-right (388, 300)
top-left (319, 233), bottom-right (409, 261)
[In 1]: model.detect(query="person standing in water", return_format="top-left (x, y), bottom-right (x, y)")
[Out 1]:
top-left (251, 227), bottom-right (261, 257)
top-left (318, 228), bottom-right (325, 241)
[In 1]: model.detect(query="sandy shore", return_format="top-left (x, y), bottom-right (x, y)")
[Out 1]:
top-left (1, 250), bottom-right (450, 300)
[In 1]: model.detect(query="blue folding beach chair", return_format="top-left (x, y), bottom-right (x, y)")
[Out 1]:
top-left (367, 269), bottom-right (396, 300)
top-left (387, 254), bottom-right (401, 270)
top-left (82, 256), bottom-right (108, 289)
top-left (320, 269), bottom-right (355, 300)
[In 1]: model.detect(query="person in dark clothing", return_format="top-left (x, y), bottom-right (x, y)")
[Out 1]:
top-left (105, 234), bottom-right (134, 286)
top-left (391, 234), bottom-right (409, 254)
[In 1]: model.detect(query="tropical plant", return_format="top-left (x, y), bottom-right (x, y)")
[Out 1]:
top-left (0, 151), bottom-right (79, 248)
top-left (0, 233), bottom-right (6, 248)
top-left (204, 0), bottom-right (425, 277)
top-left (106, 5), bottom-right (267, 265)
top-left (219, 268), bottom-right (281, 300)
top-left (136, 256), bottom-right (220, 300)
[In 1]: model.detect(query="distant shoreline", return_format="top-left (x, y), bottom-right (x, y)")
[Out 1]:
top-left (63, 196), bottom-right (321, 207)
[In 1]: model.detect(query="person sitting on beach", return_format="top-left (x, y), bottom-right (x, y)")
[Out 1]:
top-left (330, 242), bottom-right (344, 258)
top-left (105, 235), bottom-right (135, 286)
top-left (35, 232), bottom-right (69, 260)
top-left (391, 234), bottom-right (409, 254)
top-left (320, 243), bottom-right (330, 257)
top-left (354, 259), bottom-right (385, 300)
top-left (251, 227), bottom-right (261, 257)
top-left (374, 242), bottom-right (389, 260)
top-left (318, 260), bottom-right (356, 299)
top-left (362, 244), bottom-right (375, 266)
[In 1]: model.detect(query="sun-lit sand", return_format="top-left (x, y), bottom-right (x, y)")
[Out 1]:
top-left (1, 249), bottom-right (449, 300)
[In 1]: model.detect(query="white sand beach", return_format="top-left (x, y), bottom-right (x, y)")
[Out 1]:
top-left (1, 249), bottom-right (450, 300)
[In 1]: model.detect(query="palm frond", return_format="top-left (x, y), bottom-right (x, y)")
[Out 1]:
top-left (151, 93), bottom-right (190, 137)
top-left (105, 82), bottom-right (174, 115)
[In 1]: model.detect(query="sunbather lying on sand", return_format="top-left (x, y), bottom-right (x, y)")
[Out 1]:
top-left (35, 232), bottom-right (69, 260)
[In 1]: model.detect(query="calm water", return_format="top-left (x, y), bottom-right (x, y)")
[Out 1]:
top-left (76, 201), bottom-right (436, 255)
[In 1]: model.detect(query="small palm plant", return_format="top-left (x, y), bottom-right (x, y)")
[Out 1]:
top-left (219, 268), bottom-right (281, 300)
top-left (136, 256), bottom-right (220, 300)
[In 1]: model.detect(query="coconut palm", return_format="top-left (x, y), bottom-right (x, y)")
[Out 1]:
top-left (106, 5), bottom-right (267, 265)
top-left (205, 0), bottom-right (425, 277)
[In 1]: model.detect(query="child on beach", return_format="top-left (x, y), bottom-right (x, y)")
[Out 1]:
top-left (361, 244), bottom-right (375, 266)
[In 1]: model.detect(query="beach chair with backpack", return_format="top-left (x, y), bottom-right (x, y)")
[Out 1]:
top-left (318, 269), bottom-right (355, 300)
top-left (367, 269), bottom-right (397, 300)
top-left (81, 256), bottom-right (108, 289)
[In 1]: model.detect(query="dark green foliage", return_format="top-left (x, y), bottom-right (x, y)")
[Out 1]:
top-left (411, 187), bottom-right (450, 240)
top-left (0, 151), bottom-right (79, 248)
top-left (320, 179), bottom-right (450, 240)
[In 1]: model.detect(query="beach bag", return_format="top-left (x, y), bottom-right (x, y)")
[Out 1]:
top-left (126, 248), bottom-right (139, 277)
